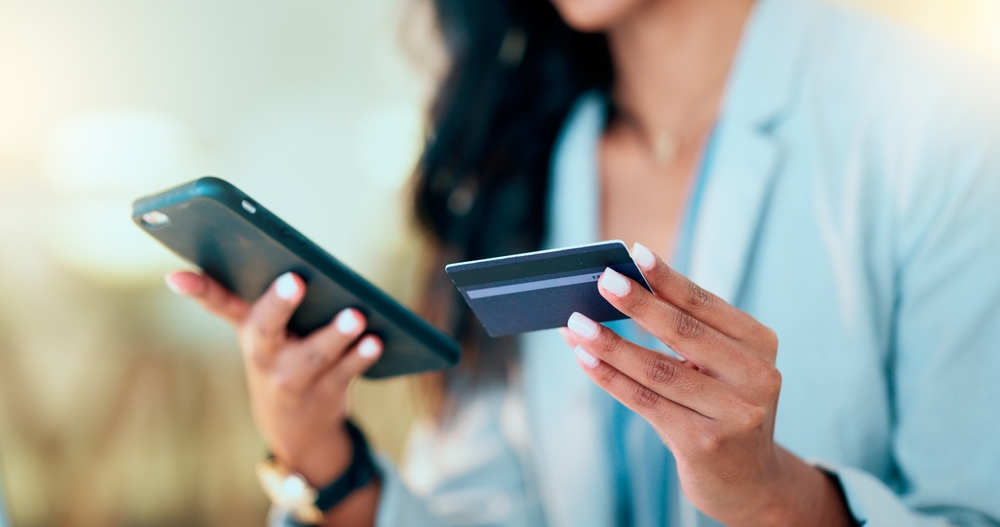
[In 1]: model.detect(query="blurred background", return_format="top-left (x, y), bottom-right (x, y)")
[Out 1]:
top-left (0, 0), bottom-right (997, 525)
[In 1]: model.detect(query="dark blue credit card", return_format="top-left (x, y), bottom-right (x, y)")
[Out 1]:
top-left (445, 240), bottom-right (652, 337)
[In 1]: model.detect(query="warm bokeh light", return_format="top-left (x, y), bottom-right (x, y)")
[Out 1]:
top-left (835, 0), bottom-right (1000, 62)
top-left (0, 1), bottom-right (996, 526)
top-left (0, 1), bottom-right (437, 525)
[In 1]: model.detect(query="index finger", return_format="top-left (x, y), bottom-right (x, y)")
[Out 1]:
top-left (630, 243), bottom-right (764, 343)
top-left (597, 268), bottom-right (751, 378)
top-left (167, 271), bottom-right (250, 325)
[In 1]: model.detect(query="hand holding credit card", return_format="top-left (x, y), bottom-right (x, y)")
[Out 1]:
top-left (445, 241), bottom-right (652, 337)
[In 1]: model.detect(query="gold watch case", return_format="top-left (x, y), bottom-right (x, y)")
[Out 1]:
top-left (256, 460), bottom-right (324, 525)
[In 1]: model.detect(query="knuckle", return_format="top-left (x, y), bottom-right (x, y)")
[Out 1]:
top-left (646, 355), bottom-right (680, 388)
top-left (249, 351), bottom-right (270, 370)
top-left (672, 310), bottom-right (703, 340)
top-left (735, 403), bottom-right (768, 430)
top-left (762, 366), bottom-right (783, 395)
top-left (247, 317), bottom-right (275, 344)
top-left (683, 281), bottom-right (712, 311)
top-left (630, 384), bottom-right (660, 409)
top-left (747, 361), bottom-right (782, 401)
top-left (655, 264), bottom-right (677, 288)
top-left (603, 332), bottom-right (626, 357)
top-left (629, 288), bottom-right (654, 312)
top-left (304, 346), bottom-right (334, 367)
top-left (271, 372), bottom-right (299, 394)
top-left (599, 364), bottom-right (621, 386)
top-left (695, 429), bottom-right (723, 453)
top-left (239, 325), bottom-right (268, 357)
top-left (761, 327), bottom-right (780, 354)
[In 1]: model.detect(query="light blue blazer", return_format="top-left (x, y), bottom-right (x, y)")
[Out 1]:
top-left (276, 0), bottom-right (1000, 525)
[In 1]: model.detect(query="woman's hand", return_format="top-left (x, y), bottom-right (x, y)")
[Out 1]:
top-left (562, 243), bottom-right (854, 527)
top-left (166, 271), bottom-right (382, 488)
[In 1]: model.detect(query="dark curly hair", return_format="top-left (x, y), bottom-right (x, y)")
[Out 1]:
top-left (410, 0), bottom-right (612, 406)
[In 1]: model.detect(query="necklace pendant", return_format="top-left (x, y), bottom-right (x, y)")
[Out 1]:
top-left (653, 133), bottom-right (678, 165)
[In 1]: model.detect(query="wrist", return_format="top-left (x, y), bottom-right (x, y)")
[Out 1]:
top-left (736, 447), bottom-right (798, 527)
top-left (744, 448), bottom-right (855, 527)
top-left (259, 420), bottom-right (380, 526)
top-left (276, 424), bottom-right (353, 488)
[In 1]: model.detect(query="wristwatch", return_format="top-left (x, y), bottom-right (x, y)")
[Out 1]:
top-left (256, 420), bottom-right (377, 525)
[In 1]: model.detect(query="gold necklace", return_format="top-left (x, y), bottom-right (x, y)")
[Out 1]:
top-left (612, 69), bottom-right (728, 167)
top-left (610, 104), bottom-right (684, 167)
top-left (651, 131), bottom-right (679, 166)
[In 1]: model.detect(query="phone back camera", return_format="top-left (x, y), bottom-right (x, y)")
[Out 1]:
top-left (141, 211), bottom-right (170, 228)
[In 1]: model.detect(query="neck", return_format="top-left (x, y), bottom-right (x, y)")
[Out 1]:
top-left (606, 0), bottom-right (755, 147)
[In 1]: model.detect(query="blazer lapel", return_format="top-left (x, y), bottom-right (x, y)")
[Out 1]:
top-left (687, 0), bottom-right (815, 306)
top-left (688, 125), bottom-right (780, 305)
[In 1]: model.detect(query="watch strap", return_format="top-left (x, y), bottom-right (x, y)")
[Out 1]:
top-left (313, 419), bottom-right (378, 514)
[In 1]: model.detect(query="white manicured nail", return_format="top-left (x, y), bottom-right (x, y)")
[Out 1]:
top-left (574, 345), bottom-right (599, 368)
top-left (632, 242), bottom-right (656, 270)
top-left (275, 273), bottom-right (299, 300)
top-left (567, 312), bottom-right (600, 340)
top-left (164, 275), bottom-right (182, 294)
top-left (358, 337), bottom-right (381, 359)
top-left (599, 268), bottom-right (631, 297)
top-left (335, 309), bottom-right (361, 334)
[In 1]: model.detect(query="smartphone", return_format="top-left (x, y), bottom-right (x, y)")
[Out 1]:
top-left (132, 177), bottom-right (460, 378)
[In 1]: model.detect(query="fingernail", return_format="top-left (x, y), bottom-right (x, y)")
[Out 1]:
top-left (335, 309), bottom-right (361, 335)
top-left (567, 312), bottom-right (600, 340)
top-left (275, 273), bottom-right (299, 301)
top-left (632, 242), bottom-right (656, 270)
top-left (164, 274), bottom-right (182, 294)
top-left (574, 345), bottom-right (599, 368)
top-left (358, 337), bottom-right (381, 359)
top-left (599, 268), bottom-right (631, 297)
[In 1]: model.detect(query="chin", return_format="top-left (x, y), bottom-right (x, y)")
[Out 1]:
top-left (549, 0), bottom-right (649, 32)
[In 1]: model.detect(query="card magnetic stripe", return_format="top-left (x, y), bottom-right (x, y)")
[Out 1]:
top-left (447, 246), bottom-right (635, 287)
top-left (460, 261), bottom-right (648, 337)
top-left (464, 270), bottom-right (606, 299)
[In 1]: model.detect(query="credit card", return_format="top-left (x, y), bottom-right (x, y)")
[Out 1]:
top-left (445, 240), bottom-right (651, 337)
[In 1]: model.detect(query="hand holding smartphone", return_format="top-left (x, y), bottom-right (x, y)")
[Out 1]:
top-left (133, 177), bottom-right (460, 379)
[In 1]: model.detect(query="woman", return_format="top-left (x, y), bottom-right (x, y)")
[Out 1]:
top-left (167, 0), bottom-right (1000, 524)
